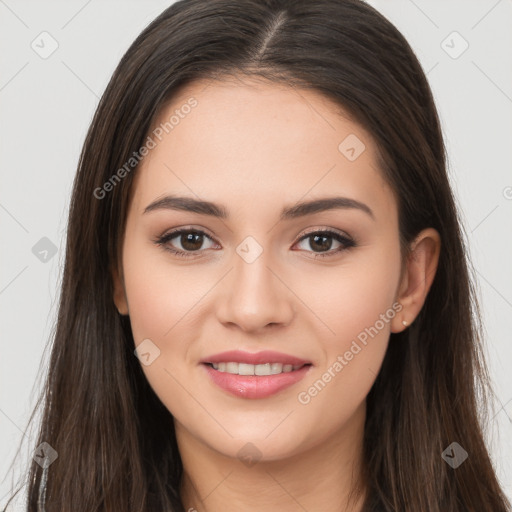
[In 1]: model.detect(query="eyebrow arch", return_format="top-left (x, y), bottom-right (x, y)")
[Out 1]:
top-left (143, 194), bottom-right (375, 220)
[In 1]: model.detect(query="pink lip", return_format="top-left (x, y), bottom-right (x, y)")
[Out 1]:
top-left (201, 363), bottom-right (312, 399)
top-left (200, 350), bottom-right (311, 366)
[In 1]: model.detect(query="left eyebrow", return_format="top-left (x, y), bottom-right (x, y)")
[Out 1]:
top-left (143, 194), bottom-right (375, 221)
top-left (280, 196), bottom-right (374, 221)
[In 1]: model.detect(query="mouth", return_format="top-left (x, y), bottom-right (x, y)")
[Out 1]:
top-left (201, 360), bottom-right (313, 399)
top-left (199, 350), bottom-right (313, 398)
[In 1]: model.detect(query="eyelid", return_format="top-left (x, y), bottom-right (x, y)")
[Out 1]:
top-left (293, 227), bottom-right (356, 257)
top-left (154, 225), bottom-right (356, 258)
top-left (297, 226), bottom-right (352, 240)
top-left (157, 225), bottom-right (352, 242)
top-left (157, 225), bottom-right (218, 242)
top-left (154, 226), bottom-right (220, 253)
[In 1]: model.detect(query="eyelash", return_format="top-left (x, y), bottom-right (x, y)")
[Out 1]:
top-left (154, 227), bottom-right (357, 259)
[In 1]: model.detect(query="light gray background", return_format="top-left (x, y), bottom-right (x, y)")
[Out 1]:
top-left (1, 0), bottom-right (511, 508)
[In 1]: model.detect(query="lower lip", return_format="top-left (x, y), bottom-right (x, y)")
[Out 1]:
top-left (201, 363), bottom-right (312, 399)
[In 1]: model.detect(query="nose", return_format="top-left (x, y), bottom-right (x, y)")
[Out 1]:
top-left (215, 246), bottom-right (295, 333)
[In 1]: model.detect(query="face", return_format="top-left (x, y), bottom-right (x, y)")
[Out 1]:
top-left (113, 76), bottom-right (405, 462)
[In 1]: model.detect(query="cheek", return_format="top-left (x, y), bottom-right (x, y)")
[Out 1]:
top-left (121, 244), bottom-right (205, 422)
top-left (120, 239), bottom-right (202, 388)
top-left (122, 235), bottom-right (203, 344)
top-left (294, 243), bottom-right (401, 422)
top-left (294, 240), bottom-right (401, 352)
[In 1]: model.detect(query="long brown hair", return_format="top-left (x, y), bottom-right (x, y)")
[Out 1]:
top-left (4, 1), bottom-right (510, 510)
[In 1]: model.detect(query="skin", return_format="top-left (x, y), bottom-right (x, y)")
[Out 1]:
top-left (113, 76), bottom-right (440, 512)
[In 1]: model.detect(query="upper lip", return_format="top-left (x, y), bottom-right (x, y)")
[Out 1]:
top-left (200, 350), bottom-right (312, 366)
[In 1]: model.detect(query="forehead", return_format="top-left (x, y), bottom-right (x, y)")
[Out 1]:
top-left (129, 76), bottom-right (395, 220)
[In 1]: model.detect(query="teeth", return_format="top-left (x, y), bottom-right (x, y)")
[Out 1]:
top-left (210, 362), bottom-right (303, 375)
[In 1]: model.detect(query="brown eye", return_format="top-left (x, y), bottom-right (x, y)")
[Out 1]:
top-left (295, 230), bottom-right (356, 258)
top-left (308, 233), bottom-right (334, 252)
top-left (179, 232), bottom-right (205, 251)
top-left (155, 229), bottom-right (217, 257)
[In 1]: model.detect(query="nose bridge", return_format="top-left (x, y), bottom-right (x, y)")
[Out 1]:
top-left (216, 235), bottom-right (294, 331)
top-left (235, 239), bottom-right (273, 295)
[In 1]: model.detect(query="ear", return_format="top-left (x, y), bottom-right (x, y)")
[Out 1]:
top-left (391, 228), bottom-right (441, 333)
top-left (112, 263), bottom-right (129, 316)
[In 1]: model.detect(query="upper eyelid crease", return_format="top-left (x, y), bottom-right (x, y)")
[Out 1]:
top-left (158, 226), bottom-right (354, 245)
top-left (143, 195), bottom-right (375, 221)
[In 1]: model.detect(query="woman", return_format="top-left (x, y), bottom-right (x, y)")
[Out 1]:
top-left (4, 0), bottom-right (510, 510)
